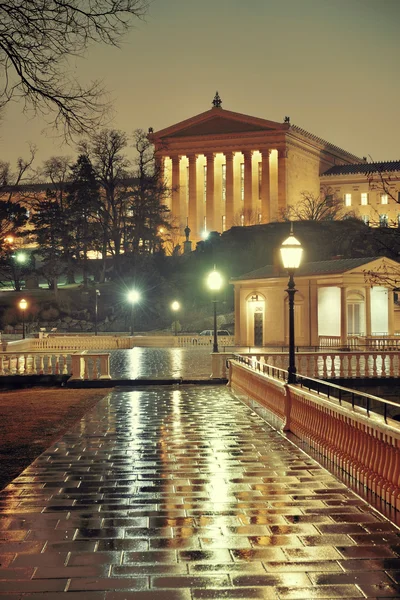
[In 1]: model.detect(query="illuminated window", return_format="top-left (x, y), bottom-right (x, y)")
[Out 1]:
top-left (203, 165), bottom-right (207, 203)
top-left (222, 215), bottom-right (226, 232)
top-left (258, 162), bottom-right (262, 199)
top-left (240, 163), bottom-right (244, 201)
top-left (240, 214), bottom-right (244, 226)
top-left (379, 214), bottom-right (388, 227)
top-left (222, 164), bottom-right (226, 202)
top-left (362, 215), bottom-right (369, 226)
top-left (344, 193), bottom-right (352, 207)
top-left (381, 194), bottom-right (388, 205)
top-left (361, 193), bottom-right (368, 205)
top-left (258, 213), bottom-right (262, 223)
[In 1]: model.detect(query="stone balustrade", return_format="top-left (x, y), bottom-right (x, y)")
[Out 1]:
top-left (225, 350), bottom-right (400, 379)
top-left (0, 351), bottom-right (111, 380)
top-left (228, 357), bottom-right (400, 511)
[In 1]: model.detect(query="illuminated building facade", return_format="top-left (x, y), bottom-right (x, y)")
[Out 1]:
top-left (231, 256), bottom-right (400, 347)
top-left (149, 93), bottom-right (364, 241)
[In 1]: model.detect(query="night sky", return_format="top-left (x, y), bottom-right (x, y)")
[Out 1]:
top-left (2, 0), bottom-right (399, 167)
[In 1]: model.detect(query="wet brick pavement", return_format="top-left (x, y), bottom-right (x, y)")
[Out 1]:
top-left (109, 347), bottom-right (215, 380)
top-left (1, 385), bottom-right (400, 599)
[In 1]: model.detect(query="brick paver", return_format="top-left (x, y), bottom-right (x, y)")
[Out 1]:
top-left (1, 385), bottom-right (400, 598)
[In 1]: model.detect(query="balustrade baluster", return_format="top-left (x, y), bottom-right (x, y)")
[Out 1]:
top-left (338, 354), bottom-right (344, 377)
top-left (322, 355), bottom-right (328, 379)
top-left (355, 354), bottom-right (361, 378)
top-left (92, 357), bottom-right (99, 379)
top-left (83, 356), bottom-right (89, 380)
top-left (372, 354), bottom-right (378, 377)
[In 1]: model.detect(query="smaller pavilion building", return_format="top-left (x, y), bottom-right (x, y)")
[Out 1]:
top-left (231, 256), bottom-right (400, 347)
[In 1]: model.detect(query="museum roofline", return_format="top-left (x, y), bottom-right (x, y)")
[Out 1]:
top-left (322, 160), bottom-right (400, 176)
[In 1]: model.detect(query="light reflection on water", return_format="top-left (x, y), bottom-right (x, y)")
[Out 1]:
top-left (108, 347), bottom-right (211, 379)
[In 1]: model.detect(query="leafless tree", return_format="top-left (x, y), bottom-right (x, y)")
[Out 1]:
top-left (367, 163), bottom-right (399, 204)
top-left (282, 187), bottom-right (346, 222)
top-left (364, 258), bottom-right (400, 291)
top-left (0, 0), bottom-right (148, 138)
top-left (0, 145), bottom-right (37, 201)
top-left (232, 209), bottom-right (260, 227)
top-left (80, 129), bottom-right (132, 279)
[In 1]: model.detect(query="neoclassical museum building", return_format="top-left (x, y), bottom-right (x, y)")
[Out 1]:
top-left (150, 93), bottom-right (400, 242)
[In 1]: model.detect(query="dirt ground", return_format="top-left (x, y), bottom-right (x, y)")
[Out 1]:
top-left (0, 387), bottom-right (108, 490)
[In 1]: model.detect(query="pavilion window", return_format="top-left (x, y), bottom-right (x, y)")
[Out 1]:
top-left (381, 194), bottom-right (388, 205)
top-left (361, 192), bottom-right (368, 205)
top-left (240, 163), bottom-right (244, 201)
top-left (222, 215), bottom-right (226, 232)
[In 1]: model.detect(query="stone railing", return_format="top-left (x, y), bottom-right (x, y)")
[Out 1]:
top-left (0, 351), bottom-right (111, 380)
top-left (7, 335), bottom-right (131, 351)
top-left (229, 350), bottom-right (400, 379)
top-left (6, 334), bottom-right (235, 351)
top-left (228, 357), bottom-right (400, 512)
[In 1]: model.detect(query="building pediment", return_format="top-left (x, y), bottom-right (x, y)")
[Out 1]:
top-left (168, 115), bottom-right (277, 137)
top-left (150, 108), bottom-right (288, 141)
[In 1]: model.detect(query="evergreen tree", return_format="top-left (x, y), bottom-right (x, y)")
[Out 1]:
top-left (66, 154), bottom-right (101, 287)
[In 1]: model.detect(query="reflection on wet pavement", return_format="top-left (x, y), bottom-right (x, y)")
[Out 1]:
top-left (1, 385), bottom-right (400, 599)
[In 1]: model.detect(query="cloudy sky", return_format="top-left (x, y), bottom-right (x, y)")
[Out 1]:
top-left (2, 0), bottom-right (399, 167)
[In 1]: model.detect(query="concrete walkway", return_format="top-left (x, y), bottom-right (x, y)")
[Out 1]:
top-left (1, 385), bottom-right (400, 599)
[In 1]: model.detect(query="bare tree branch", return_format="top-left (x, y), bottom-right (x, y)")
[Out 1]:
top-left (0, 0), bottom-right (148, 138)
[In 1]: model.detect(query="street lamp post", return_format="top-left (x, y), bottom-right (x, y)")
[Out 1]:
top-left (127, 290), bottom-right (140, 336)
top-left (171, 301), bottom-right (180, 336)
top-left (207, 268), bottom-right (223, 353)
top-left (94, 289), bottom-right (100, 336)
top-left (19, 298), bottom-right (28, 340)
top-left (280, 227), bottom-right (303, 384)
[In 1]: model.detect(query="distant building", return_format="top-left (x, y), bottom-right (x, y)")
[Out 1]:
top-left (320, 161), bottom-right (400, 228)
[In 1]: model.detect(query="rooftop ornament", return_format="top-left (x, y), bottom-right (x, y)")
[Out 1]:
top-left (212, 91), bottom-right (222, 108)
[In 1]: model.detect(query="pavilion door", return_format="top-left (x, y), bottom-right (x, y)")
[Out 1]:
top-left (254, 311), bottom-right (263, 346)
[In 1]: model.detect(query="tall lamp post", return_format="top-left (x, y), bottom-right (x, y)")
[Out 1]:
top-left (127, 290), bottom-right (140, 336)
top-left (207, 268), bottom-right (223, 353)
top-left (19, 298), bottom-right (28, 339)
top-left (171, 301), bottom-right (180, 336)
top-left (94, 289), bottom-right (100, 336)
top-left (280, 227), bottom-right (303, 384)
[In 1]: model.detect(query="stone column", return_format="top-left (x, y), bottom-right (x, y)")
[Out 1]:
top-left (365, 286), bottom-right (371, 337)
top-left (260, 148), bottom-right (270, 223)
top-left (205, 153), bottom-right (215, 232)
top-left (277, 147), bottom-right (288, 217)
top-left (309, 281), bottom-right (319, 346)
top-left (234, 285), bottom-right (241, 345)
top-left (388, 289), bottom-right (395, 335)
top-left (187, 154), bottom-right (198, 237)
top-left (171, 155), bottom-right (180, 220)
top-left (243, 150), bottom-right (253, 223)
top-left (340, 286), bottom-right (347, 346)
top-left (225, 152), bottom-right (234, 229)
